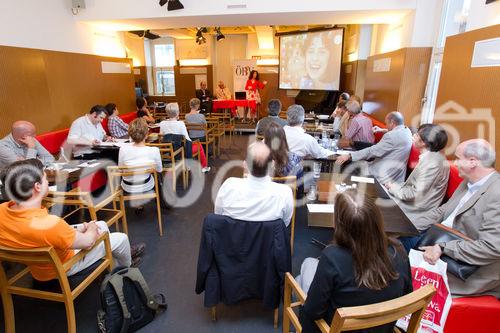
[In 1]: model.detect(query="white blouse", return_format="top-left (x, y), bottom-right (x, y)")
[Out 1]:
top-left (159, 120), bottom-right (191, 141)
top-left (118, 144), bottom-right (163, 193)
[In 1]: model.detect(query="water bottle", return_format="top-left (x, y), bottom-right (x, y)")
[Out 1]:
top-left (321, 130), bottom-right (328, 148)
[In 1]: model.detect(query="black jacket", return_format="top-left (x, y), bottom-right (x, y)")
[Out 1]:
top-left (195, 214), bottom-right (291, 309)
top-left (300, 244), bottom-right (412, 333)
top-left (195, 89), bottom-right (212, 102)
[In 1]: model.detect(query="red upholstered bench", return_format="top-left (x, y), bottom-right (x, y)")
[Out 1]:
top-left (407, 143), bottom-right (420, 171)
top-left (120, 111), bottom-right (137, 124)
top-left (444, 296), bottom-right (500, 333)
top-left (445, 162), bottom-right (463, 200)
top-left (365, 114), bottom-right (387, 143)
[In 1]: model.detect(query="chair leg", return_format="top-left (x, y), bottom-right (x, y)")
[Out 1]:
top-left (274, 308), bottom-right (279, 329)
top-left (172, 171), bottom-right (177, 192)
top-left (156, 196), bottom-right (163, 236)
top-left (64, 299), bottom-right (77, 333)
top-left (211, 306), bottom-right (217, 321)
top-left (119, 195), bottom-right (128, 235)
top-left (1, 290), bottom-right (15, 333)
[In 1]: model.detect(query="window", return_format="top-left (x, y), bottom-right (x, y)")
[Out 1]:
top-left (151, 39), bottom-right (176, 95)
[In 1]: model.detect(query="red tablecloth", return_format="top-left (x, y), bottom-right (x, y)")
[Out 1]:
top-left (212, 99), bottom-right (257, 116)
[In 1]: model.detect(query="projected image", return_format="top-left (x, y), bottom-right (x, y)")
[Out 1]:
top-left (279, 29), bottom-right (343, 90)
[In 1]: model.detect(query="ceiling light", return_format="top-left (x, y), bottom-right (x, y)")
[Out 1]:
top-left (215, 27), bottom-right (225, 41)
top-left (159, 0), bottom-right (184, 11)
top-left (129, 30), bottom-right (160, 40)
top-left (195, 27), bottom-right (208, 45)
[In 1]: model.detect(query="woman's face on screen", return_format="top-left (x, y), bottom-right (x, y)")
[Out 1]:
top-left (306, 36), bottom-right (330, 81)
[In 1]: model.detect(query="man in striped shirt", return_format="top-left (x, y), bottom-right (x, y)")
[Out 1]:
top-left (343, 100), bottom-right (374, 145)
top-left (105, 103), bottom-right (129, 139)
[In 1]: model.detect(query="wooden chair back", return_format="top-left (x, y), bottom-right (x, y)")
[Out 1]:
top-left (146, 142), bottom-right (188, 191)
top-left (271, 176), bottom-right (297, 255)
top-left (283, 272), bottom-right (436, 333)
top-left (0, 234), bottom-right (113, 333)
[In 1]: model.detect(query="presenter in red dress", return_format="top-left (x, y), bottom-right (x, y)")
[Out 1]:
top-left (244, 70), bottom-right (267, 123)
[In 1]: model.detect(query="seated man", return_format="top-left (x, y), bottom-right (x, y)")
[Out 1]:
top-left (283, 104), bottom-right (335, 159)
top-left (336, 111), bottom-right (412, 184)
top-left (105, 103), bottom-right (129, 139)
top-left (331, 100), bottom-right (349, 136)
top-left (414, 139), bottom-right (500, 297)
top-left (0, 121), bottom-right (55, 170)
top-left (67, 105), bottom-right (112, 159)
top-left (255, 99), bottom-right (287, 136)
top-left (214, 142), bottom-right (294, 226)
top-left (214, 80), bottom-right (232, 100)
top-left (342, 100), bottom-right (375, 146)
top-left (0, 159), bottom-right (144, 282)
top-left (195, 81), bottom-right (213, 114)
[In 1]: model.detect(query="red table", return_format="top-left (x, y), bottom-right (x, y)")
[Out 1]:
top-left (212, 99), bottom-right (257, 117)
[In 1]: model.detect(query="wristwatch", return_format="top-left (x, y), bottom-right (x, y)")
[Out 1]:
top-left (438, 242), bottom-right (446, 252)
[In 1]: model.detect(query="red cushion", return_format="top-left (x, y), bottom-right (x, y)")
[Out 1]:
top-left (73, 169), bottom-right (107, 192)
top-left (120, 111), bottom-right (137, 124)
top-left (365, 114), bottom-right (387, 143)
top-left (36, 128), bottom-right (69, 155)
top-left (444, 296), bottom-right (500, 333)
top-left (101, 118), bottom-right (110, 135)
top-left (407, 144), bottom-right (420, 171)
top-left (446, 162), bottom-right (463, 200)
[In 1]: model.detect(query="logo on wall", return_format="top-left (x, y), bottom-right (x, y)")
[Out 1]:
top-left (232, 59), bottom-right (257, 92)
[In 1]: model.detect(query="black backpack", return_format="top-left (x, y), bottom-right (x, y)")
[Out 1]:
top-left (97, 267), bottom-right (167, 333)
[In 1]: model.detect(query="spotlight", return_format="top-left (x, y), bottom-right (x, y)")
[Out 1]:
top-left (159, 0), bottom-right (184, 11)
top-left (195, 27), bottom-right (207, 45)
top-left (215, 27), bottom-right (225, 41)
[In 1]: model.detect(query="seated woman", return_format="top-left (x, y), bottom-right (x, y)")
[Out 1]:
top-left (185, 98), bottom-right (207, 142)
top-left (136, 97), bottom-right (155, 124)
top-left (159, 103), bottom-right (210, 173)
top-left (298, 190), bottom-right (412, 333)
top-left (118, 118), bottom-right (162, 194)
top-left (263, 123), bottom-right (302, 178)
top-left (385, 124), bottom-right (449, 233)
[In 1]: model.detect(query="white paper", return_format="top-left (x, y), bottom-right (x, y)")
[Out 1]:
top-left (335, 150), bottom-right (352, 155)
top-left (96, 141), bottom-right (118, 147)
top-left (351, 176), bottom-right (375, 184)
top-left (307, 204), bottom-right (335, 213)
top-left (64, 168), bottom-right (80, 173)
top-left (77, 162), bottom-right (100, 168)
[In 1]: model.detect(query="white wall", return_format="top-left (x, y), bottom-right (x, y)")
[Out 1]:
top-left (467, 0), bottom-right (500, 31)
top-left (0, 0), bottom-right (126, 56)
top-left (214, 34), bottom-right (248, 95)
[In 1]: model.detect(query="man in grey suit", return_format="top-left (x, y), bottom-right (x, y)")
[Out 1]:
top-left (416, 139), bottom-right (500, 297)
top-left (336, 111), bottom-right (413, 184)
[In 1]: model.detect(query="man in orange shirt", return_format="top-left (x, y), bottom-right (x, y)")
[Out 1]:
top-left (0, 159), bottom-right (139, 281)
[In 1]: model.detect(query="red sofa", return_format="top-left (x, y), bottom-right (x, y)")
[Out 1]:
top-left (36, 112), bottom-right (137, 192)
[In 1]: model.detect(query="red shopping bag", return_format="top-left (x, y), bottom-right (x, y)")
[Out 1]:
top-left (397, 250), bottom-right (452, 333)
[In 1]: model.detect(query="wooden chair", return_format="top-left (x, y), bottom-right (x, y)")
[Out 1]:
top-left (206, 117), bottom-right (225, 155)
top-left (283, 272), bottom-right (436, 333)
top-left (107, 164), bottom-right (164, 236)
top-left (0, 233), bottom-right (113, 333)
top-left (212, 113), bottom-right (236, 143)
top-left (146, 142), bottom-right (188, 191)
top-left (271, 176), bottom-right (297, 255)
top-left (43, 188), bottom-right (128, 234)
top-left (185, 122), bottom-right (215, 162)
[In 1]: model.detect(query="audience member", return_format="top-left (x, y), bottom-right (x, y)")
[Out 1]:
top-left (336, 111), bottom-right (412, 184)
top-left (214, 81), bottom-right (232, 100)
top-left (283, 105), bottom-right (335, 159)
top-left (136, 97), bottom-right (154, 124)
top-left (0, 159), bottom-right (144, 281)
top-left (195, 81), bottom-right (212, 114)
top-left (385, 124), bottom-right (449, 223)
top-left (118, 118), bottom-right (162, 193)
top-left (67, 105), bottom-right (112, 158)
top-left (0, 121), bottom-right (54, 170)
top-left (409, 139), bottom-right (499, 297)
top-left (185, 98), bottom-right (207, 141)
top-left (214, 142), bottom-right (294, 226)
top-left (159, 103), bottom-right (210, 172)
top-left (298, 189), bottom-right (411, 333)
top-left (331, 100), bottom-right (348, 136)
top-left (105, 103), bottom-right (129, 139)
top-left (342, 100), bottom-right (375, 145)
top-left (255, 99), bottom-right (287, 136)
top-left (264, 123), bottom-right (302, 178)
top-left (329, 92), bottom-right (349, 118)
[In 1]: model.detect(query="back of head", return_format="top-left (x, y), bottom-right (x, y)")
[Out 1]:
top-left (349, 95), bottom-right (362, 104)
top-left (346, 100), bottom-right (361, 115)
top-left (386, 111), bottom-right (404, 126)
top-left (246, 142), bottom-right (272, 178)
top-left (166, 103), bottom-right (180, 119)
top-left (418, 124), bottom-right (448, 152)
top-left (136, 97), bottom-right (146, 109)
top-left (462, 139), bottom-right (496, 168)
top-left (267, 99), bottom-right (282, 117)
top-left (339, 92), bottom-right (350, 102)
top-left (264, 123), bottom-right (289, 177)
top-left (0, 159), bottom-right (44, 203)
top-left (90, 105), bottom-right (106, 116)
top-left (128, 118), bottom-right (149, 143)
top-left (189, 98), bottom-right (201, 110)
top-left (334, 190), bottom-right (399, 290)
top-left (105, 103), bottom-right (116, 117)
top-left (287, 104), bottom-right (305, 126)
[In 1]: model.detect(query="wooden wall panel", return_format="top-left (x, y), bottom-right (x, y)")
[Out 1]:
top-left (0, 45), bottom-right (135, 136)
top-left (435, 24), bottom-right (500, 168)
top-left (259, 71), bottom-right (295, 117)
top-left (340, 60), bottom-right (367, 100)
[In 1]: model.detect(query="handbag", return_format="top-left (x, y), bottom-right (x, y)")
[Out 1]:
top-left (416, 224), bottom-right (479, 281)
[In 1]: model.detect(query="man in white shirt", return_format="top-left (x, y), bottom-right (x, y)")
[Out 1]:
top-left (336, 111), bottom-right (412, 184)
top-left (67, 105), bottom-right (112, 157)
top-left (214, 142), bottom-right (294, 226)
top-left (283, 104), bottom-right (335, 159)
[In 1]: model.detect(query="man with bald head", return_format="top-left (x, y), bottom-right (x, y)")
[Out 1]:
top-left (0, 121), bottom-right (54, 170)
top-left (406, 139), bottom-right (500, 297)
top-left (336, 111), bottom-right (412, 184)
top-left (214, 142), bottom-right (294, 226)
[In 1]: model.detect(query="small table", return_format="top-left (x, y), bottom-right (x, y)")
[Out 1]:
top-left (45, 160), bottom-right (113, 191)
top-left (212, 99), bottom-right (257, 117)
top-left (306, 173), bottom-right (418, 237)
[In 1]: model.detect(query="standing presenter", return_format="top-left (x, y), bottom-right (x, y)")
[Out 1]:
top-left (244, 70), bottom-right (267, 123)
